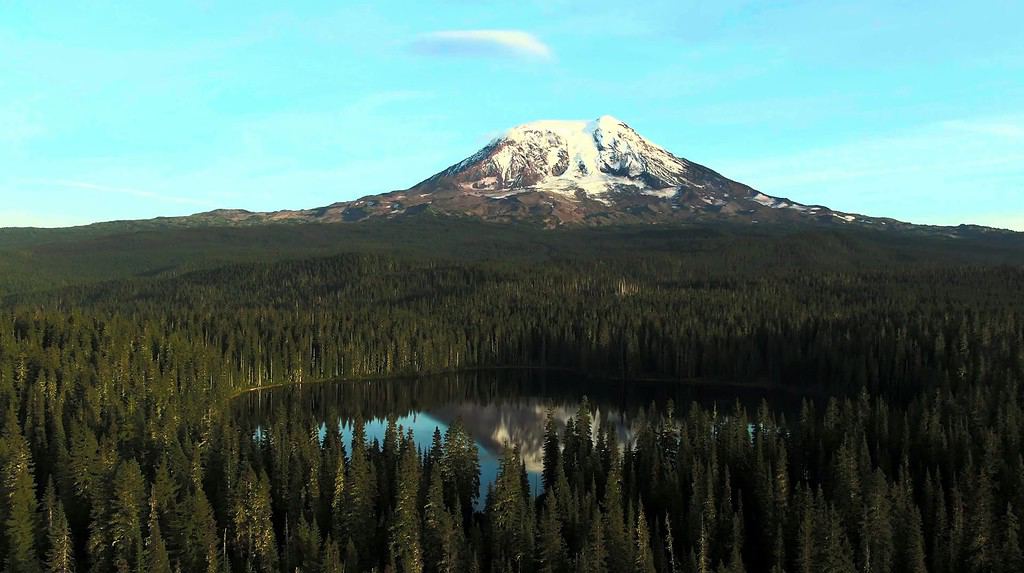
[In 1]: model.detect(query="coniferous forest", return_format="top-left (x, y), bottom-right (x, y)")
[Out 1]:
top-left (1, 222), bottom-right (1023, 572)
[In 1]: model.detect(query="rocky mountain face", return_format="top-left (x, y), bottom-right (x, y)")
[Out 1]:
top-left (182, 116), bottom-right (902, 228)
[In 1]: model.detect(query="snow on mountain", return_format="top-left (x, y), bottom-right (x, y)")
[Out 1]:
top-left (356, 115), bottom-right (885, 227)
top-left (425, 115), bottom-right (696, 202)
top-left (180, 115), bottom-right (883, 229)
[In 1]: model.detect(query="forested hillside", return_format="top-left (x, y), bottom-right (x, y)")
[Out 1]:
top-left (0, 223), bottom-right (1022, 572)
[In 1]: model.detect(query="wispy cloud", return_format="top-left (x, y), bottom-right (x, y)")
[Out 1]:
top-left (719, 115), bottom-right (1024, 191)
top-left (712, 114), bottom-right (1024, 224)
top-left (940, 118), bottom-right (1024, 139)
top-left (411, 30), bottom-right (552, 60)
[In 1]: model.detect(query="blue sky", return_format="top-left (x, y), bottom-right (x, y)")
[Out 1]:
top-left (2, 0), bottom-right (1022, 229)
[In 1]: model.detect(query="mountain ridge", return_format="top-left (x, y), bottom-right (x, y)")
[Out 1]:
top-left (168, 115), bottom-right (899, 229)
top-left (3, 116), bottom-right (1018, 234)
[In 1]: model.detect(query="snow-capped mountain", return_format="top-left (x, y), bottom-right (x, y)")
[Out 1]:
top-left (181, 116), bottom-right (898, 228)
top-left (423, 116), bottom-right (696, 200)
top-left (362, 115), bottom-right (874, 226)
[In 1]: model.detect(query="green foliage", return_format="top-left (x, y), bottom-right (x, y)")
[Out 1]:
top-left (0, 221), bottom-right (1023, 572)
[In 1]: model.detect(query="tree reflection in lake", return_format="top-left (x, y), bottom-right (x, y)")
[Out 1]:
top-left (232, 369), bottom-right (800, 505)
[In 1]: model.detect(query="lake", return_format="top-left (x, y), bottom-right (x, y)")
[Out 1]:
top-left (231, 369), bottom-right (803, 506)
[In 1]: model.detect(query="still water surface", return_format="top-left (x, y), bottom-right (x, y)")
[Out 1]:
top-left (232, 369), bottom-right (800, 505)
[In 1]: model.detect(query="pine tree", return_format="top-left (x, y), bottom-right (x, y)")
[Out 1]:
top-left (633, 504), bottom-right (656, 573)
top-left (695, 516), bottom-right (711, 573)
top-left (819, 510), bottom-right (856, 573)
top-left (296, 514), bottom-right (323, 573)
top-left (794, 488), bottom-right (816, 573)
top-left (537, 490), bottom-right (568, 573)
top-left (724, 513), bottom-right (746, 573)
top-left (145, 508), bottom-right (172, 573)
top-left (321, 535), bottom-right (343, 573)
top-left (45, 499), bottom-right (74, 573)
top-left (859, 470), bottom-right (893, 573)
top-left (892, 480), bottom-right (927, 573)
top-left (390, 435), bottom-right (424, 573)
top-left (574, 399), bottom-right (594, 469)
top-left (3, 421), bottom-right (42, 573)
top-left (182, 485), bottom-right (221, 573)
top-left (577, 508), bottom-right (608, 573)
top-left (344, 418), bottom-right (377, 564)
top-left (424, 467), bottom-right (461, 573)
top-left (109, 459), bottom-right (146, 573)
top-left (663, 515), bottom-right (679, 573)
top-left (443, 419), bottom-right (480, 523)
top-left (543, 410), bottom-right (561, 493)
top-left (330, 441), bottom-right (347, 542)
top-left (232, 466), bottom-right (278, 573)
top-left (602, 445), bottom-right (631, 573)
top-left (488, 445), bottom-right (532, 571)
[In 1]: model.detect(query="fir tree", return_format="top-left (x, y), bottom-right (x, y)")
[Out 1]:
top-left (321, 535), bottom-right (343, 573)
top-left (3, 422), bottom-right (42, 573)
top-left (577, 508), bottom-right (608, 573)
top-left (489, 445), bottom-right (533, 571)
top-left (424, 467), bottom-right (461, 573)
top-left (602, 445), bottom-right (631, 573)
top-left (542, 410), bottom-right (561, 493)
top-left (109, 460), bottom-right (146, 573)
top-left (232, 466), bottom-right (278, 573)
top-left (633, 504), bottom-right (656, 573)
top-left (389, 434), bottom-right (424, 573)
top-left (344, 418), bottom-right (377, 564)
top-left (443, 419), bottom-right (481, 524)
top-left (537, 490), bottom-right (568, 573)
top-left (45, 499), bottom-right (74, 573)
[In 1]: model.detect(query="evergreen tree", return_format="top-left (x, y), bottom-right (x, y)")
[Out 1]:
top-left (330, 442), bottom-right (347, 542)
top-left (489, 445), bottom-right (532, 571)
top-left (232, 466), bottom-right (278, 573)
top-left (181, 485), bottom-right (221, 573)
top-left (602, 445), bottom-right (631, 573)
top-left (663, 515), bottom-right (679, 573)
top-left (542, 410), bottom-right (561, 493)
top-left (295, 514), bottom-right (323, 573)
top-left (443, 420), bottom-right (481, 524)
top-left (819, 510), bottom-right (856, 573)
top-left (633, 504), bottom-right (656, 573)
top-left (3, 422), bottom-right (41, 573)
top-left (344, 418), bottom-right (377, 565)
top-left (537, 490), bottom-right (568, 573)
top-left (424, 467), bottom-right (461, 573)
top-left (390, 435), bottom-right (424, 573)
top-left (576, 508), bottom-right (608, 573)
top-left (321, 535), bottom-right (343, 573)
top-left (859, 470), bottom-right (894, 573)
top-left (45, 499), bottom-right (74, 573)
top-left (109, 460), bottom-right (146, 573)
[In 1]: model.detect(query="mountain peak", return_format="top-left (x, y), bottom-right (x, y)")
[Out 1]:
top-left (424, 115), bottom-right (693, 201)
top-left (502, 114), bottom-right (625, 140)
top-left (300, 116), bottom-right (878, 228)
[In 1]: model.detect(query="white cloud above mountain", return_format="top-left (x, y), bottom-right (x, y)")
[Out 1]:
top-left (411, 30), bottom-right (552, 60)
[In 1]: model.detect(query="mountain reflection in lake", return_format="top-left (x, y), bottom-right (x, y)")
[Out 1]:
top-left (232, 369), bottom-right (800, 506)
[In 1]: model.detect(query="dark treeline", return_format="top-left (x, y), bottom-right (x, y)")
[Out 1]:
top-left (1, 244), bottom-right (1023, 572)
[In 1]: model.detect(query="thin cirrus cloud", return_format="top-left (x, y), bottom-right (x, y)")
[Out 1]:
top-left (411, 30), bottom-right (552, 60)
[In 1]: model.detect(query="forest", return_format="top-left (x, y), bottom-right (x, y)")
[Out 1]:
top-left (0, 222), bottom-right (1022, 572)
